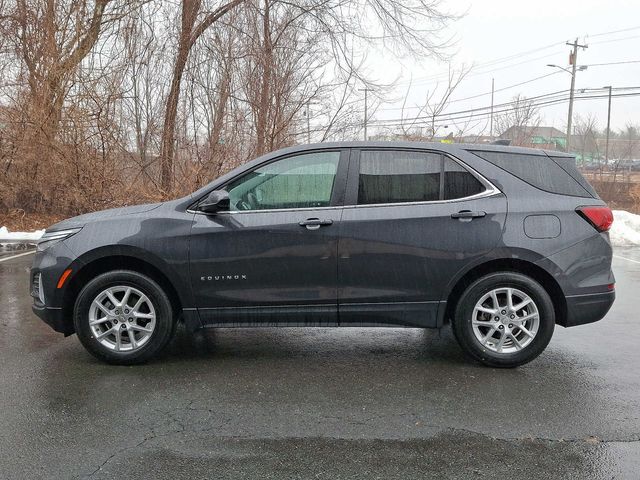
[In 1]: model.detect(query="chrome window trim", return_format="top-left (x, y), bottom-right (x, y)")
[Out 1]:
top-left (187, 149), bottom-right (502, 215)
top-left (343, 188), bottom-right (501, 210)
top-left (188, 189), bottom-right (502, 215)
top-left (188, 205), bottom-right (343, 215)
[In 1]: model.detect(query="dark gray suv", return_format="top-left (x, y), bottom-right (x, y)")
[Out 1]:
top-left (31, 142), bottom-right (615, 367)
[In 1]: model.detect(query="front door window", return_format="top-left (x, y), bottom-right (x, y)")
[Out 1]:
top-left (226, 151), bottom-right (341, 211)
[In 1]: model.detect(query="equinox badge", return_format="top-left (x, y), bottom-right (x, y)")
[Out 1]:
top-left (201, 274), bottom-right (247, 281)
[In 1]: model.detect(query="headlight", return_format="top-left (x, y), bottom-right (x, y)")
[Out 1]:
top-left (37, 227), bottom-right (83, 252)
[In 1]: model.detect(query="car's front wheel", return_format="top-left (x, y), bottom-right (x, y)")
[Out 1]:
top-left (74, 270), bottom-right (176, 365)
top-left (451, 272), bottom-right (555, 368)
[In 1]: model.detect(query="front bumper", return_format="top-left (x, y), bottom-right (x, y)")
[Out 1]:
top-left (563, 290), bottom-right (615, 327)
top-left (30, 240), bottom-right (79, 336)
top-left (32, 303), bottom-right (74, 335)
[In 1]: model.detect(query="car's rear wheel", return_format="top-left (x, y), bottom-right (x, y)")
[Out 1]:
top-left (451, 272), bottom-right (555, 368)
top-left (74, 270), bottom-right (176, 365)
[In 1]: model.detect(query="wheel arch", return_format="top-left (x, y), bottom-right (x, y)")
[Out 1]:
top-left (62, 249), bottom-right (186, 333)
top-left (443, 258), bottom-right (567, 327)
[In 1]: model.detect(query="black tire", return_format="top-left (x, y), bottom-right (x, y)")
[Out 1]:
top-left (451, 272), bottom-right (555, 368)
top-left (73, 270), bottom-right (176, 365)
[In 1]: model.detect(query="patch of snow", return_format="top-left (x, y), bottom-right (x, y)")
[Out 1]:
top-left (0, 226), bottom-right (45, 245)
top-left (610, 210), bottom-right (640, 247)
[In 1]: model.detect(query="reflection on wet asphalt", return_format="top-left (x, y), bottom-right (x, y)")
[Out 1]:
top-left (0, 248), bottom-right (638, 479)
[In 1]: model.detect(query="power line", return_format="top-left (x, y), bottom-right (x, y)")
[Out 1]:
top-left (589, 34), bottom-right (640, 46)
top-left (382, 60), bottom-right (640, 114)
top-left (586, 25), bottom-right (640, 38)
top-left (375, 89), bottom-right (574, 124)
top-left (395, 49), bottom-right (566, 88)
top-left (373, 92), bottom-right (640, 129)
top-left (393, 26), bottom-right (640, 89)
top-left (370, 89), bottom-right (640, 128)
top-left (585, 60), bottom-right (640, 67)
top-left (379, 71), bottom-right (563, 111)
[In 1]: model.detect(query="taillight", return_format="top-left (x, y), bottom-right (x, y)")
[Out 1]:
top-left (576, 206), bottom-right (614, 232)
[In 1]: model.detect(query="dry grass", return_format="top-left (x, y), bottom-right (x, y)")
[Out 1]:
top-left (0, 210), bottom-right (63, 232)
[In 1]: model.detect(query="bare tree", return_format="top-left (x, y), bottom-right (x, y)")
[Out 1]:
top-left (0, 0), bottom-right (145, 211)
top-left (0, 0), bottom-right (457, 221)
top-left (159, 0), bottom-right (455, 193)
top-left (159, 0), bottom-right (246, 194)
top-left (573, 114), bottom-right (600, 166)
top-left (395, 64), bottom-right (470, 140)
top-left (494, 95), bottom-right (541, 146)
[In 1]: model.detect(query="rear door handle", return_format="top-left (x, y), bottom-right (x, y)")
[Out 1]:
top-left (451, 210), bottom-right (486, 220)
top-left (299, 218), bottom-right (333, 230)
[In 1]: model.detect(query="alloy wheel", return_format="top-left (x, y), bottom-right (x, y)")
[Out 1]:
top-left (88, 285), bottom-right (156, 352)
top-left (471, 287), bottom-right (540, 354)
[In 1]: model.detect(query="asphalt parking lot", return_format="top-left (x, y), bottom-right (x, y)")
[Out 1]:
top-left (1, 247), bottom-right (639, 479)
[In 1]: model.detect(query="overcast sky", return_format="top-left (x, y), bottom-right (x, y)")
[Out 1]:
top-left (368, 0), bottom-right (640, 137)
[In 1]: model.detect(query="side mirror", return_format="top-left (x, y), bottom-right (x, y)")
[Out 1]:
top-left (198, 190), bottom-right (230, 214)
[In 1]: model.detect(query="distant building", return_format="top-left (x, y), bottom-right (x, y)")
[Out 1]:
top-left (499, 126), bottom-right (566, 150)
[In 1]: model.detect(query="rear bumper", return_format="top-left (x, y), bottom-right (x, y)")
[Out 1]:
top-left (32, 303), bottom-right (74, 336)
top-left (563, 290), bottom-right (615, 327)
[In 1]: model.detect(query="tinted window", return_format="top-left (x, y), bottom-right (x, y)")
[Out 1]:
top-left (358, 151), bottom-right (441, 204)
top-left (549, 155), bottom-right (599, 198)
top-left (443, 158), bottom-right (485, 200)
top-left (470, 150), bottom-right (592, 197)
top-left (226, 151), bottom-right (340, 210)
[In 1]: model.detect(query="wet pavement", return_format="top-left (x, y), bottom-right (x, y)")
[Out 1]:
top-left (0, 248), bottom-right (639, 479)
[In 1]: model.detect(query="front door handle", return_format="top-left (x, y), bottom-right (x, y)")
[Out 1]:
top-left (451, 210), bottom-right (486, 220)
top-left (299, 218), bottom-right (333, 230)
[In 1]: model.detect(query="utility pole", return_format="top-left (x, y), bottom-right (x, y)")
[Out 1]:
top-left (490, 78), bottom-right (495, 138)
top-left (359, 87), bottom-right (373, 141)
top-left (604, 86), bottom-right (612, 165)
top-left (566, 38), bottom-right (588, 153)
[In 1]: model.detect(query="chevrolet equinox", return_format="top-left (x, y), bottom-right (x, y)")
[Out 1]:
top-left (31, 142), bottom-right (615, 367)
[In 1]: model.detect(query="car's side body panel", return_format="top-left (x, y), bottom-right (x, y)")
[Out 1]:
top-left (31, 141), bottom-right (615, 337)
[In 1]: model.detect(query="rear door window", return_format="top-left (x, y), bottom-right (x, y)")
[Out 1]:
top-left (357, 150), bottom-right (441, 204)
top-left (443, 158), bottom-right (486, 200)
top-left (356, 150), bottom-right (487, 205)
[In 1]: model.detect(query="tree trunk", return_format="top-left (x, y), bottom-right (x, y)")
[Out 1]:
top-left (255, 0), bottom-right (272, 157)
top-left (160, 0), bottom-right (201, 195)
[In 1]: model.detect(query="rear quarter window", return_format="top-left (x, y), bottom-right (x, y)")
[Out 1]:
top-left (470, 150), bottom-right (594, 198)
top-left (548, 155), bottom-right (599, 198)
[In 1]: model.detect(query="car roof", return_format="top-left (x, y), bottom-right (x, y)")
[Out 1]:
top-left (273, 141), bottom-right (573, 158)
